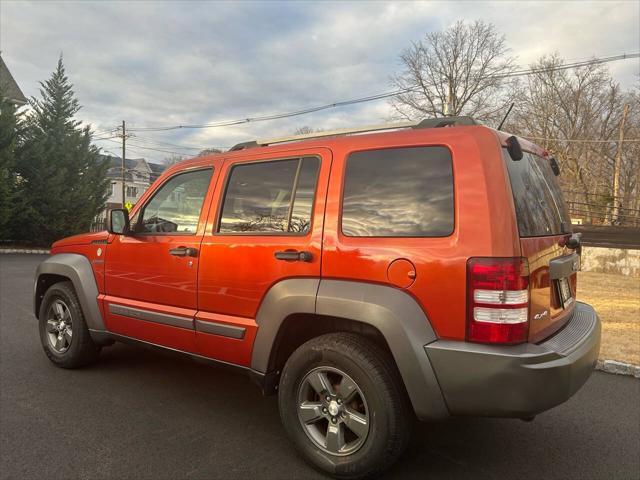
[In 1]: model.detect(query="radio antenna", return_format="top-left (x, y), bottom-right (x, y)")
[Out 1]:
top-left (497, 103), bottom-right (515, 131)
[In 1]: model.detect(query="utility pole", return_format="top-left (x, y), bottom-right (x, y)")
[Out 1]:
top-left (612, 104), bottom-right (629, 224)
top-left (444, 79), bottom-right (453, 116)
top-left (121, 120), bottom-right (126, 209)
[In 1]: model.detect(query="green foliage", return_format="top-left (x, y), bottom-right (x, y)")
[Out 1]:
top-left (11, 56), bottom-right (110, 245)
top-left (0, 87), bottom-right (19, 237)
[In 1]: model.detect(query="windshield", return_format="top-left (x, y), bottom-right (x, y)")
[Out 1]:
top-left (503, 149), bottom-right (571, 237)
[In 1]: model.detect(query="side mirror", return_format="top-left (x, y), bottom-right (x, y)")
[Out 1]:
top-left (108, 209), bottom-right (130, 235)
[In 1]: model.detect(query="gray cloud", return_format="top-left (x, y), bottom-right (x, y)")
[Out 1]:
top-left (2, 0), bottom-right (638, 161)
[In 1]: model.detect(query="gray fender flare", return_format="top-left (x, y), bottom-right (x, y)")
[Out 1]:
top-left (250, 278), bottom-right (449, 421)
top-left (251, 278), bottom-right (319, 372)
top-left (34, 253), bottom-right (106, 335)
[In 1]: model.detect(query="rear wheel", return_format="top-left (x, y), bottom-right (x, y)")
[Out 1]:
top-left (38, 281), bottom-right (101, 368)
top-left (278, 332), bottom-right (411, 479)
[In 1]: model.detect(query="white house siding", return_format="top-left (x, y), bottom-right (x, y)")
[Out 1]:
top-left (97, 156), bottom-right (165, 221)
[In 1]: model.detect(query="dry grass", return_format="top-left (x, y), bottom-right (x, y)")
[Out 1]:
top-left (577, 271), bottom-right (640, 365)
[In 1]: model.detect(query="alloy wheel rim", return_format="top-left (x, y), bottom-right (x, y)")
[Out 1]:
top-left (296, 366), bottom-right (369, 456)
top-left (46, 299), bottom-right (73, 353)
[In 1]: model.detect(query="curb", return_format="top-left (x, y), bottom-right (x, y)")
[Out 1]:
top-left (596, 359), bottom-right (640, 378)
top-left (0, 248), bottom-right (50, 255)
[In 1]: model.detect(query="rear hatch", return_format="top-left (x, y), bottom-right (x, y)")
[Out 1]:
top-left (503, 148), bottom-right (578, 342)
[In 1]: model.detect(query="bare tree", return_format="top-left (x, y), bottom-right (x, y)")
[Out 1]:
top-left (619, 86), bottom-right (640, 225)
top-left (197, 148), bottom-right (222, 156)
top-left (162, 154), bottom-right (184, 167)
top-left (294, 126), bottom-right (321, 135)
top-left (390, 20), bottom-right (517, 123)
top-left (507, 55), bottom-right (639, 225)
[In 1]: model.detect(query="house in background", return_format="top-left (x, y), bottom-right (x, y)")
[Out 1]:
top-left (96, 155), bottom-right (165, 222)
top-left (0, 54), bottom-right (28, 106)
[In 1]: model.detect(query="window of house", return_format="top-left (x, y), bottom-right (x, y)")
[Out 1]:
top-left (126, 186), bottom-right (138, 198)
top-left (218, 157), bottom-right (319, 234)
top-left (133, 168), bottom-right (213, 234)
top-left (341, 146), bottom-right (454, 237)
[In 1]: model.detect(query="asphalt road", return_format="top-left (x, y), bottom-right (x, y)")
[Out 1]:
top-left (1, 254), bottom-right (639, 480)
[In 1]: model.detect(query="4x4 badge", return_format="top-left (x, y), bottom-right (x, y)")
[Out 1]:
top-left (534, 310), bottom-right (548, 320)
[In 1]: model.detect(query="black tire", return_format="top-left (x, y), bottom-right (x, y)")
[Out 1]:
top-left (278, 332), bottom-right (411, 479)
top-left (38, 281), bottom-right (101, 368)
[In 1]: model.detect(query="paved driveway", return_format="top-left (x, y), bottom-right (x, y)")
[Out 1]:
top-left (1, 254), bottom-right (639, 479)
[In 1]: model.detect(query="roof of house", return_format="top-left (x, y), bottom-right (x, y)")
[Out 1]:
top-left (0, 55), bottom-right (27, 106)
top-left (102, 155), bottom-right (166, 182)
top-left (149, 162), bottom-right (165, 175)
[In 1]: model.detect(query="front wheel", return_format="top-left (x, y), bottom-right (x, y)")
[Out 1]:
top-left (38, 281), bottom-right (101, 368)
top-left (278, 332), bottom-right (411, 479)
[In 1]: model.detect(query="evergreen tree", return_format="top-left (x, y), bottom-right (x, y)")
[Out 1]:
top-left (13, 56), bottom-right (110, 245)
top-left (0, 88), bottom-right (20, 238)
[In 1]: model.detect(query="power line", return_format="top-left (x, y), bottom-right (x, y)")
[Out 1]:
top-left (94, 137), bottom-right (192, 157)
top-left (94, 134), bottom-right (229, 153)
top-left (93, 128), bottom-right (118, 136)
top-left (101, 143), bottom-right (178, 161)
top-left (132, 136), bottom-right (203, 150)
top-left (127, 141), bottom-right (194, 156)
top-left (498, 52), bottom-right (639, 78)
top-left (124, 52), bottom-right (639, 133)
top-left (132, 135), bottom-right (229, 151)
top-left (93, 135), bottom-right (119, 141)
top-left (127, 88), bottom-right (414, 132)
top-left (120, 145), bottom-right (168, 159)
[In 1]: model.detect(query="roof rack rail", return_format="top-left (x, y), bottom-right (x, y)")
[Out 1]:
top-left (228, 116), bottom-right (478, 151)
top-left (414, 116), bottom-right (477, 128)
top-left (229, 141), bottom-right (259, 151)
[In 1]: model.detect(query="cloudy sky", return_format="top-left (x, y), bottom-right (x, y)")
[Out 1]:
top-left (2, 1), bottom-right (639, 162)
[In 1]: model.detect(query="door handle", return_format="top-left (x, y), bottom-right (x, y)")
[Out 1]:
top-left (274, 250), bottom-right (313, 262)
top-left (169, 247), bottom-right (198, 257)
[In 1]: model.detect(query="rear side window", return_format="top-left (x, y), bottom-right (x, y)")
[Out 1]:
top-left (342, 146), bottom-right (454, 237)
top-left (504, 150), bottom-right (571, 237)
top-left (219, 157), bottom-right (319, 234)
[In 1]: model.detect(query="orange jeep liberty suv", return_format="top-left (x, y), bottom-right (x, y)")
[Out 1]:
top-left (35, 117), bottom-right (601, 478)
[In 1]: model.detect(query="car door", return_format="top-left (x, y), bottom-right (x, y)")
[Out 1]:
top-left (103, 162), bottom-right (220, 353)
top-left (195, 148), bottom-right (331, 366)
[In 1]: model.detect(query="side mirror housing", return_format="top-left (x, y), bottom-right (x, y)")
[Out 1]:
top-left (108, 209), bottom-right (130, 235)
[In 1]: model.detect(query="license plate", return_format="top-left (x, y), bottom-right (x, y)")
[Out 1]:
top-left (558, 277), bottom-right (574, 308)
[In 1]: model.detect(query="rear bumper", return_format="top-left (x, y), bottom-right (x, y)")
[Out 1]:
top-left (426, 302), bottom-right (601, 418)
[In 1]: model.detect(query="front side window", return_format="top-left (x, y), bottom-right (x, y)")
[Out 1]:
top-left (134, 168), bottom-right (213, 234)
top-left (342, 146), bottom-right (454, 237)
top-left (218, 157), bottom-right (319, 234)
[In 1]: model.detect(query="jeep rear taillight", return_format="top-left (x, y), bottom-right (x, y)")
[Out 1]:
top-left (466, 257), bottom-right (530, 344)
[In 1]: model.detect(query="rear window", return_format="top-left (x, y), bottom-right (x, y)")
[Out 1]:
top-left (341, 146), bottom-right (454, 237)
top-left (504, 150), bottom-right (571, 237)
